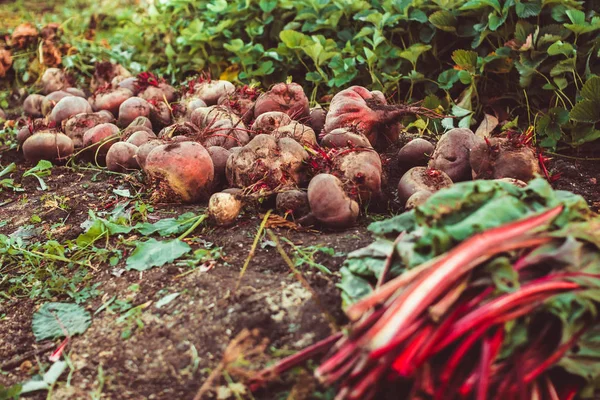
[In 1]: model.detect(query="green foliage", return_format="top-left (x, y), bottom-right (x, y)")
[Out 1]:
top-left (125, 238), bottom-right (191, 271)
top-left (32, 302), bottom-right (91, 341)
top-left (1, 0), bottom-right (599, 147)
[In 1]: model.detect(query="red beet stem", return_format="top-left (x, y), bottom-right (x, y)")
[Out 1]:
top-left (391, 324), bottom-right (433, 377)
top-left (249, 332), bottom-right (342, 390)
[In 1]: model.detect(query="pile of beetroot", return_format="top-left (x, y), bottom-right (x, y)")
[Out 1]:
top-left (14, 63), bottom-right (545, 227)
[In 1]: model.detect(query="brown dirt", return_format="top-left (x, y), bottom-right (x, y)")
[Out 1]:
top-left (0, 143), bottom-right (598, 400)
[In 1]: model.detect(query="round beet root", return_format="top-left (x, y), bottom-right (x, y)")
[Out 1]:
top-left (49, 97), bottom-right (92, 125)
top-left (309, 106), bottom-right (327, 136)
top-left (65, 88), bottom-right (86, 98)
top-left (149, 101), bottom-right (172, 129)
top-left (398, 138), bottom-right (435, 169)
top-left (17, 126), bottom-right (33, 145)
top-left (91, 62), bottom-right (131, 92)
top-left (254, 82), bottom-right (310, 121)
top-left (135, 139), bottom-right (164, 170)
top-left (63, 111), bottom-right (117, 148)
top-left (106, 142), bottom-right (139, 172)
top-left (273, 123), bottom-right (317, 145)
top-left (397, 167), bottom-right (453, 206)
top-left (470, 137), bottom-right (541, 182)
top-left (428, 128), bottom-right (484, 182)
top-left (226, 134), bottom-right (309, 189)
top-left (128, 116), bottom-right (153, 130)
top-left (320, 128), bottom-right (372, 149)
top-left (144, 141), bottom-right (214, 203)
top-left (82, 123), bottom-right (120, 160)
top-left (192, 106), bottom-right (249, 149)
top-left (41, 91), bottom-right (73, 116)
top-left (191, 80), bottom-right (235, 106)
top-left (114, 76), bottom-right (138, 93)
top-left (207, 146), bottom-right (231, 189)
top-left (332, 149), bottom-right (383, 203)
top-left (208, 192), bottom-right (243, 226)
top-left (40, 68), bottom-right (70, 94)
top-left (23, 131), bottom-right (74, 163)
top-left (405, 190), bottom-right (433, 210)
top-left (308, 174), bottom-right (359, 228)
top-left (117, 97), bottom-right (151, 128)
top-left (91, 88), bottom-right (133, 117)
top-left (251, 111), bottom-right (293, 135)
top-left (140, 83), bottom-right (177, 103)
top-left (180, 97), bottom-right (208, 119)
top-left (126, 130), bottom-right (157, 147)
top-left (158, 122), bottom-right (200, 140)
top-left (23, 94), bottom-right (45, 118)
top-left (276, 190), bottom-right (310, 217)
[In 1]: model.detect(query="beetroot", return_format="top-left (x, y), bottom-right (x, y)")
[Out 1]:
top-left (208, 192), bottom-right (243, 226)
top-left (148, 101), bottom-right (172, 129)
top-left (106, 142), bottom-right (139, 172)
top-left (135, 139), bottom-right (164, 169)
top-left (126, 130), bottom-right (157, 147)
top-left (40, 68), bottom-right (70, 94)
top-left (113, 76), bottom-right (138, 93)
top-left (276, 190), bottom-right (310, 218)
top-left (49, 97), bottom-right (92, 124)
top-left (63, 111), bottom-right (116, 148)
top-left (90, 62), bottom-right (131, 92)
top-left (22, 131), bottom-right (74, 163)
top-left (251, 111), bottom-right (293, 135)
top-left (320, 128), bottom-right (372, 149)
top-left (470, 137), bottom-right (541, 182)
top-left (207, 146), bottom-right (231, 189)
top-left (190, 79), bottom-right (235, 105)
top-left (122, 125), bottom-right (154, 142)
top-left (307, 174), bottom-right (359, 228)
top-left (144, 141), bottom-right (214, 203)
top-left (157, 122), bottom-right (200, 140)
top-left (117, 97), bottom-right (151, 128)
top-left (82, 123), bottom-right (119, 159)
top-left (90, 87), bottom-right (133, 117)
top-left (65, 88), bottom-right (86, 98)
top-left (272, 123), bottom-right (317, 145)
top-left (41, 91), bottom-right (73, 116)
top-left (17, 126), bottom-right (33, 145)
top-left (23, 94), bottom-right (45, 118)
top-left (128, 116), bottom-right (153, 130)
top-left (323, 86), bottom-right (441, 149)
top-left (254, 82), bottom-right (309, 121)
top-left (397, 167), bottom-right (453, 206)
top-left (331, 148), bottom-right (383, 203)
top-left (397, 138), bottom-right (435, 169)
top-left (428, 128), bottom-right (484, 182)
top-left (309, 106), bottom-right (327, 135)
top-left (191, 106), bottom-right (249, 149)
top-left (217, 85), bottom-right (259, 122)
top-left (179, 97), bottom-right (208, 119)
top-left (139, 83), bottom-right (177, 103)
top-left (226, 134), bottom-right (309, 189)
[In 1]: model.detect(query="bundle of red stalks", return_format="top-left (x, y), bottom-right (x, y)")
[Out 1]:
top-left (249, 205), bottom-right (600, 399)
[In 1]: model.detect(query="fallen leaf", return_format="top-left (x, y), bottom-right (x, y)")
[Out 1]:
top-left (475, 113), bottom-right (498, 138)
top-left (11, 23), bottom-right (38, 48)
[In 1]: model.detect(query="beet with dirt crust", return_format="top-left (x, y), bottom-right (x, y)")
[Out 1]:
top-left (331, 148), bottom-right (383, 203)
top-left (320, 128), bottom-right (372, 149)
top-left (63, 111), bottom-right (116, 148)
top-left (126, 130), bottom-right (157, 147)
top-left (139, 83), bottom-right (177, 103)
top-left (23, 94), bottom-right (45, 118)
top-left (308, 173), bottom-right (359, 228)
top-left (191, 106), bottom-right (249, 149)
top-left (207, 146), bottom-right (231, 189)
top-left (158, 122), bottom-right (200, 140)
top-left (82, 123), bottom-right (120, 160)
top-left (41, 91), bottom-right (73, 116)
top-left (190, 80), bottom-right (235, 106)
top-left (90, 62), bottom-right (131, 92)
top-left (428, 128), bottom-right (484, 182)
top-left (135, 139), bottom-right (164, 170)
top-left (226, 134), bottom-right (309, 189)
top-left (40, 68), bottom-right (70, 94)
top-left (49, 96), bottom-right (93, 124)
top-left (106, 142), bottom-right (140, 172)
top-left (254, 82), bottom-right (310, 121)
top-left (144, 141), bottom-right (214, 203)
top-left (397, 138), bottom-right (435, 169)
top-left (22, 131), bottom-right (74, 163)
top-left (276, 190), bottom-right (310, 217)
top-left (117, 97), bottom-right (151, 128)
top-left (208, 192), bottom-right (243, 226)
top-left (397, 166), bottom-right (453, 206)
top-left (273, 123), bottom-right (317, 145)
top-left (90, 87), bottom-right (133, 117)
top-left (470, 137), bottom-right (541, 182)
top-left (251, 111), bottom-right (293, 136)
top-left (309, 106), bottom-right (327, 136)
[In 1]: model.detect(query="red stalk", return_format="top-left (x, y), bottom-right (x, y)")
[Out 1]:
top-left (391, 324), bottom-right (433, 377)
top-left (367, 315), bottom-right (426, 360)
top-left (476, 328), bottom-right (503, 400)
top-left (365, 206), bottom-right (562, 351)
top-left (249, 332), bottom-right (342, 390)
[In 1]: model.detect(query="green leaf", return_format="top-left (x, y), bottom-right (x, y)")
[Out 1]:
top-left (547, 40), bottom-right (575, 57)
top-left (451, 49), bottom-right (478, 73)
top-left (580, 76), bottom-right (600, 103)
top-left (126, 238), bottom-right (191, 271)
top-left (398, 43), bottom-right (431, 66)
top-left (570, 100), bottom-right (600, 123)
top-left (135, 213), bottom-right (204, 236)
top-left (206, 0), bottom-right (227, 12)
top-left (32, 303), bottom-right (92, 341)
top-left (259, 0), bottom-right (277, 13)
top-left (155, 292), bottom-right (180, 309)
top-left (279, 30), bottom-right (309, 49)
top-left (428, 10), bottom-right (457, 32)
top-left (20, 361), bottom-right (68, 394)
top-left (515, 1), bottom-right (541, 18)
top-left (460, 0), bottom-right (501, 13)
top-left (438, 69), bottom-right (460, 90)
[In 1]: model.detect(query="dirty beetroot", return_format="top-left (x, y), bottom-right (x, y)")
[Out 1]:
top-left (0, 63), bottom-right (599, 400)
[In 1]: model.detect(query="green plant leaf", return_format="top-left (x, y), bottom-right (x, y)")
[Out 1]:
top-left (451, 49), bottom-right (478, 73)
top-left (259, 0), bottom-right (277, 13)
top-left (126, 239), bottom-right (191, 271)
top-left (135, 212), bottom-right (203, 236)
top-left (580, 76), bottom-right (600, 103)
top-left (515, 1), bottom-right (541, 18)
top-left (398, 43), bottom-right (431, 66)
top-left (437, 69), bottom-right (460, 90)
top-left (428, 10), bottom-right (457, 32)
top-left (570, 100), bottom-right (600, 123)
top-left (279, 30), bottom-right (308, 49)
top-left (547, 40), bottom-right (575, 57)
top-left (32, 303), bottom-right (92, 341)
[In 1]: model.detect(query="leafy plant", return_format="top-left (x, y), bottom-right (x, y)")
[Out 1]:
top-left (32, 302), bottom-right (92, 341)
top-left (23, 160), bottom-right (53, 191)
